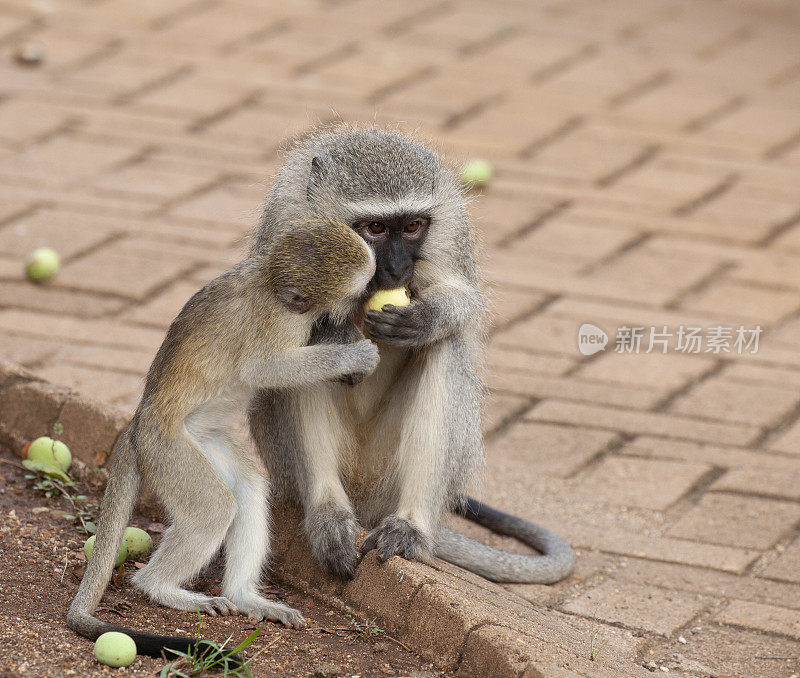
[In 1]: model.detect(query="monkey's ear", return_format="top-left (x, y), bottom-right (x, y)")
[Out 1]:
top-left (278, 286), bottom-right (314, 314)
top-left (307, 155), bottom-right (328, 201)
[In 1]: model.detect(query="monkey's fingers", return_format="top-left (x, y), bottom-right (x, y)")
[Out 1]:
top-left (366, 307), bottom-right (414, 325)
top-left (199, 596), bottom-right (238, 617)
top-left (364, 319), bottom-right (419, 346)
top-left (359, 529), bottom-right (379, 556)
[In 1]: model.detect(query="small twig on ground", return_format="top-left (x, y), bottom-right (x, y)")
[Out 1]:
top-left (60, 552), bottom-right (69, 584)
top-left (96, 606), bottom-right (128, 619)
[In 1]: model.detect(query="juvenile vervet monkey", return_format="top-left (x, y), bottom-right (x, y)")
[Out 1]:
top-left (67, 219), bottom-right (379, 657)
top-left (249, 126), bottom-right (575, 584)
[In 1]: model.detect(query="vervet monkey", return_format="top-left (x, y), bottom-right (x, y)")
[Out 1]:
top-left (67, 220), bottom-right (378, 657)
top-left (249, 126), bottom-right (575, 584)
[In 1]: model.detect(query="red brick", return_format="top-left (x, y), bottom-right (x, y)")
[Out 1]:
top-left (58, 395), bottom-right (127, 466)
top-left (511, 212), bottom-right (640, 263)
top-left (487, 285), bottom-right (548, 330)
top-left (614, 557), bottom-right (800, 612)
top-left (487, 345), bottom-right (576, 377)
top-left (579, 249), bottom-right (720, 306)
top-left (0, 99), bottom-right (72, 146)
top-left (527, 400), bottom-right (759, 446)
top-left (121, 280), bottom-right (201, 329)
top-left (487, 421), bottom-right (618, 478)
top-left (575, 350), bottom-right (713, 393)
top-left (130, 73), bottom-right (257, 118)
top-left (468, 193), bottom-right (565, 247)
top-left (168, 184), bottom-right (261, 231)
top-left (770, 418), bottom-right (800, 456)
top-left (483, 391), bottom-right (530, 435)
top-left (698, 103), bottom-right (800, 156)
top-left (762, 538), bottom-right (800, 584)
top-left (669, 377), bottom-right (800, 427)
top-left (680, 280), bottom-right (800, 323)
top-left (667, 493), bottom-right (800, 550)
top-left (65, 49), bottom-right (187, 100)
top-left (54, 237), bottom-right (200, 300)
top-left (716, 600), bottom-right (800, 640)
top-left (0, 380), bottom-right (69, 452)
top-left (0, 310), bottom-right (163, 351)
top-left (0, 208), bottom-right (121, 259)
top-left (562, 580), bottom-right (708, 636)
top-left (90, 158), bottom-right (218, 201)
top-left (0, 135), bottom-right (142, 186)
top-left (712, 467), bottom-right (800, 501)
top-left (576, 456), bottom-right (710, 510)
top-left (624, 436), bottom-right (800, 472)
top-left (489, 369), bottom-right (663, 409)
top-left (0, 281), bottom-right (126, 318)
top-left (34, 363), bottom-right (142, 406)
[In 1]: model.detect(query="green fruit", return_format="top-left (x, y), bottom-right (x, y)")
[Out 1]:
top-left (94, 631), bottom-right (136, 668)
top-left (123, 527), bottom-right (153, 560)
top-left (26, 436), bottom-right (71, 471)
top-left (84, 535), bottom-right (128, 568)
top-left (25, 247), bottom-right (60, 281)
top-left (460, 159), bottom-right (492, 189)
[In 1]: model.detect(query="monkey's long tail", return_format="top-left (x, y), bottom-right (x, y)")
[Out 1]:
top-left (435, 497), bottom-right (575, 584)
top-left (66, 438), bottom-right (235, 662)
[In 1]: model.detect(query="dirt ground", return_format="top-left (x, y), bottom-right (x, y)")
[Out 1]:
top-left (0, 445), bottom-right (447, 677)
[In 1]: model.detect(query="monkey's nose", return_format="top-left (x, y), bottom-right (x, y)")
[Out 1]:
top-left (383, 264), bottom-right (413, 287)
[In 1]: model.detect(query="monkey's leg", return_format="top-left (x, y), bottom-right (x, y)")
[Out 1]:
top-left (220, 439), bottom-right (305, 628)
top-left (295, 388), bottom-right (362, 578)
top-left (361, 344), bottom-right (450, 562)
top-left (131, 435), bottom-right (238, 616)
top-left (249, 388), bottom-right (360, 578)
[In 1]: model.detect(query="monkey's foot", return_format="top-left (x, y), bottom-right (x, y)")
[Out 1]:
top-left (360, 515), bottom-right (432, 562)
top-left (303, 504), bottom-right (361, 579)
top-left (141, 586), bottom-right (238, 616)
top-left (226, 591), bottom-right (305, 629)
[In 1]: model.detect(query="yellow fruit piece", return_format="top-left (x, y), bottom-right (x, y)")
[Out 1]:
top-left (363, 287), bottom-right (410, 313)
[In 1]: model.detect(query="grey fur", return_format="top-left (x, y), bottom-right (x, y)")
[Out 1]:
top-left (249, 125), bottom-right (575, 584)
top-left (67, 223), bottom-right (378, 657)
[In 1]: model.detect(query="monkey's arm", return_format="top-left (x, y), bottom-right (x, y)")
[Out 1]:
top-left (241, 340), bottom-right (379, 390)
top-left (309, 315), bottom-right (368, 385)
top-left (364, 276), bottom-right (482, 347)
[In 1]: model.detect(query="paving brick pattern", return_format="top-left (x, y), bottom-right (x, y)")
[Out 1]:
top-left (1, 0), bottom-right (799, 675)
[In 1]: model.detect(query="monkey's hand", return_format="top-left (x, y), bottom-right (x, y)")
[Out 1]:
top-left (334, 338), bottom-right (380, 378)
top-left (364, 301), bottom-right (432, 347)
top-left (310, 316), bottom-right (370, 385)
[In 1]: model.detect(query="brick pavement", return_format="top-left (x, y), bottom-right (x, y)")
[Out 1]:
top-left (1, 0), bottom-right (799, 675)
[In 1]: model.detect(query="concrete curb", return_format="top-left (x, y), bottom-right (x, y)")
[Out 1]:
top-left (0, 359), bottom-right (647, 677)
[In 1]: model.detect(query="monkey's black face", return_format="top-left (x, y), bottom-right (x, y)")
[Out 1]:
top-left (351, 214), bottom-right (429, 289)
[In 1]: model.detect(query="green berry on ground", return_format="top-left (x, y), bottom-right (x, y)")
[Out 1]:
top-left (25, 247), bottom-right (60, 281)
top-left (84, 535), bottom-right (128, 568)
top-left (94, 631), bottom-right (136, 667)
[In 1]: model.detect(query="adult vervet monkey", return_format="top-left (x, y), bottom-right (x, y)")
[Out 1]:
top-left (67, 220), bottom-right (379, 658)
top-left (249, 126), bottom-right (575, 584)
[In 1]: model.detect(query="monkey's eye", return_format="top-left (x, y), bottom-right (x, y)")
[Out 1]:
top-left (368, 222), bottom-right (385, 234)
top-left (404, 217), bottom-right (429, 237)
